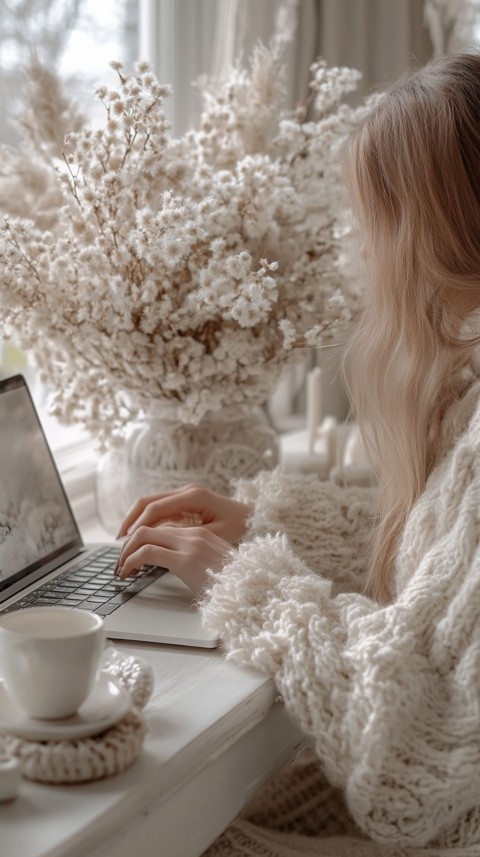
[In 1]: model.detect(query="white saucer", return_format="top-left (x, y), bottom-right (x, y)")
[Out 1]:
top-left (0, 671), bottom-right (131, 741)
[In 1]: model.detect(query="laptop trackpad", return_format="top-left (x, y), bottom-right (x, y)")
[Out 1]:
top-left (102, 572), bottom-right (219, 648)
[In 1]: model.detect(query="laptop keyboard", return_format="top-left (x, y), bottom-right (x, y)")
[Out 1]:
top-left (1, 546), bottom-right (158, 617)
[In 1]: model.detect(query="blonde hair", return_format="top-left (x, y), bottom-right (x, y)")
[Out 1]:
top-left (342, 53), bottom-right (480, 603)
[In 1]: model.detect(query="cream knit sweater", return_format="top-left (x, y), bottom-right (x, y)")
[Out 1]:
top-left (200, 385), bottom-right (480, 857)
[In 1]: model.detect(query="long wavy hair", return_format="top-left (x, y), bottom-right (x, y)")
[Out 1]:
top-left (342, 53), bottom-right (480, 603)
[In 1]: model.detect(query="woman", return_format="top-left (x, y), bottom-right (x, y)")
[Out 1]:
top-left (116, 53), bottom-right (480, 855)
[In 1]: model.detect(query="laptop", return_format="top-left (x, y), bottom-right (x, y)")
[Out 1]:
top-left (0, 374), bottom-right (220, 648)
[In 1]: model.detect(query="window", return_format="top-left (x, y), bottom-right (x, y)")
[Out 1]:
top-left (0, 0), bottom-right (139, 453)
top-left (0, 0), bottom-right (139, 145)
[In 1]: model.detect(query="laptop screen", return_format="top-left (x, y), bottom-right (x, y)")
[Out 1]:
top-left (0, 375), bottom-right (82, 594)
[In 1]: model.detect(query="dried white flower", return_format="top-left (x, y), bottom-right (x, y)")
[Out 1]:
top-left (0, 46), bottom-right (369, 442)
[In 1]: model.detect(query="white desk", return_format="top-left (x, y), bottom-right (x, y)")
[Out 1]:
top-left (0, 519), bottom-right (304, 857)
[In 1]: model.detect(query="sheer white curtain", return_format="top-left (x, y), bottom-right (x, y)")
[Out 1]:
top-left (210, 0), bottom-right (314, 106)
top-left (424, 0), bottom-right (480, 56)
top-left (318, 0), bottom-right (431, 96)
top-left (211, 0), bottom-right (432, 105)
top-left (139, 0), bottom-right (315, 132)
top-left (140, 0), bottom-right (219, 135)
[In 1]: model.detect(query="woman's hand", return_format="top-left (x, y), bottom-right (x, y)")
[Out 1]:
top-left (116, 483), bottom-right (252, 546)
top-left (114, 484), bottom-right (252, 594)
top-left (115, 524), bottom-right (231, 594)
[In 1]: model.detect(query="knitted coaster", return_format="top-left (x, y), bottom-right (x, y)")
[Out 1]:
top-left (0, 648), bottom-right (154, 785)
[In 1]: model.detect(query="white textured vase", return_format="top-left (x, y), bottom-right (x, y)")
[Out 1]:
top-left (96, 402), bottom-right (279, 533)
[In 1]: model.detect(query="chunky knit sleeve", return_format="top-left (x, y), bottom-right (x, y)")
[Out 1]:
top-left (233, 469), bottom-right (377, 595)
top-left (201, 406), bottom-right (480, 850)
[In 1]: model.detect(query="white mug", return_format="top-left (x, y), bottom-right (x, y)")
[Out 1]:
top-left (0, 607), bottom-right (104, 719)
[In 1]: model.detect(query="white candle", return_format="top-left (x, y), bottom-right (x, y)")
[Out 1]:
top-left (321, 415), bottom-right (338, 469)
top-left (306, 367), bottom-right (323, 453)
top-left (0, 754), bottom-right (21, 802)
top-left (343, 425), bottom-right (366, 467)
